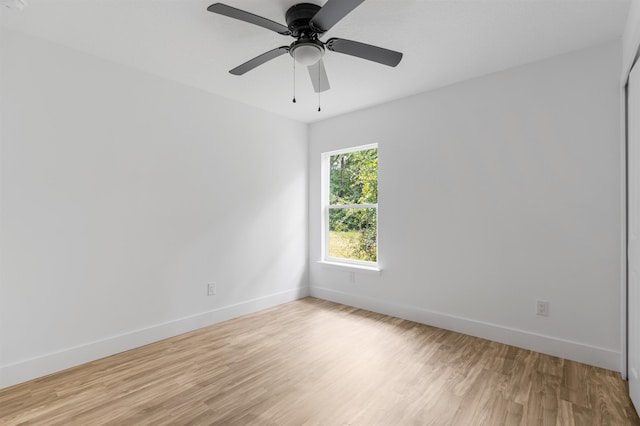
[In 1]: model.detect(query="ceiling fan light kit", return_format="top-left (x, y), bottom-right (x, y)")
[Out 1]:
top-left (290, 40), bottom-right (324, 66)
top-left (207, 0), bottom-right (403, 109)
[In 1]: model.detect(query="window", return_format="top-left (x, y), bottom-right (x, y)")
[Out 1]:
top-left (321, 144), bottom-right (378, 267)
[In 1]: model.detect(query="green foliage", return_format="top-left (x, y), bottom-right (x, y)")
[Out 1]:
top-left (330, 148), bottom-right (378, 205)
top-left (353, 210), bottom-right (377, 262)
top-left (328, 148), bottom-right (378, 262)
top-left (328, 231), bottom-right (360, 260)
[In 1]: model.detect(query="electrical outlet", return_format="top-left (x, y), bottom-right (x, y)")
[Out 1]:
top-left (207, 282), bottom-right (216, 296)
top-left (536, 300), bottom-right (549, 317)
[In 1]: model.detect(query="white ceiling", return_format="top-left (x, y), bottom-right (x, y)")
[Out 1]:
top-left (0, 0), bottom-right (631, 123)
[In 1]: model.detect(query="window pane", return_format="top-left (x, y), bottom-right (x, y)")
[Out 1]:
top-left (328, 207), bottom-right (377, 262)
top-left (330, 148), bottom-right (378, 205)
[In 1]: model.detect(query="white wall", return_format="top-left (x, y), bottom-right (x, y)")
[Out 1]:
top-left (309, 42), bottom-right (622, 370)
top-left (0, 29), bottom-right (308, 388)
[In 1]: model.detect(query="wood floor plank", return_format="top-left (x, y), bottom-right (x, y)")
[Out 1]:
top-left (0, 297), bottom-right (638, 425)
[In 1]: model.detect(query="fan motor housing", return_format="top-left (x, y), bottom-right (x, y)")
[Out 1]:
top-left (285, 3), bottom-right (321, 38)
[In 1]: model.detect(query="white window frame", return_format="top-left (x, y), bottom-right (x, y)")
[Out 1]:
top-left (320, 143), bottom-right (379, 269)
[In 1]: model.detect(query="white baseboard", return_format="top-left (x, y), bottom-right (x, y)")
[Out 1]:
top-left (0, 286), bottom-right (309, 390)
top-left (310, 286), bottom-right (621, 372)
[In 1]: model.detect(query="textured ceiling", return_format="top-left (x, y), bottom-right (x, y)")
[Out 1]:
top-left (0, 0), bottom-right (631, 123)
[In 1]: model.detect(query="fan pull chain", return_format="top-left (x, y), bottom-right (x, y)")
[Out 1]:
top-left (292, 52), bottom-right (296, 103)
top-left (317, 64), bottom-right (321, 112)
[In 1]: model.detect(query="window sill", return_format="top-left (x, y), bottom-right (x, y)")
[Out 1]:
top-left (317, 260), bottom-right (382, 275)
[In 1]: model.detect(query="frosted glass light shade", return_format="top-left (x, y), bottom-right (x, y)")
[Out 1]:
top-left (293, 44), bottom-right (323, 66)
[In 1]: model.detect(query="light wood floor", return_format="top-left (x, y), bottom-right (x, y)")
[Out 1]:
top-left (1, 297), bottom-right (638, 425)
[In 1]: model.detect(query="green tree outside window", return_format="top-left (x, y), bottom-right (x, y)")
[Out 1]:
top-left (328, 148), bottom-right (377, 262)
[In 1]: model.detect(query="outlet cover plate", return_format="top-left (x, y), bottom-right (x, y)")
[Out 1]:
top-left (536, 300), bottom-right (549, 317)
top-left (207, 283), bottom-right (216, 296)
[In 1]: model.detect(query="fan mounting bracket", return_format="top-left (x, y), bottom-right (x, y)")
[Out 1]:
top-left (285, 3), bottom-right (323, 38)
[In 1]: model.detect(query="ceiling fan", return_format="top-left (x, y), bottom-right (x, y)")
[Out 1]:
top-left (207, 0), bottom-right (403, 96)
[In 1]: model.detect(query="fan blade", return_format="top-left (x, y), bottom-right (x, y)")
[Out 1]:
top-left (229, 47), bottom-right (289, 75)
top-left (310, 0), bottom-right (365, 33)
top-left (308, 59), bottom-right (330, 93)
top-left (326, 38), bottom-right (402, 67)
top-left (207, 3), bottom-right (290, 35)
